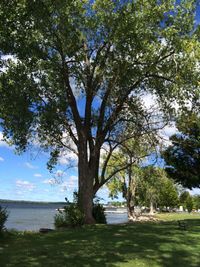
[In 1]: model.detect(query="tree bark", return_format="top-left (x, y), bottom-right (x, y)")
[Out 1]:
top-left (126, 163), bottom-right (138, 221)
top-left (77, 143), bottom-right (96, 224)
top-left (127, 184), bottom-right (138, 221)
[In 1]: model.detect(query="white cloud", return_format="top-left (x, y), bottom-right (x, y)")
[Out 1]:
top-left (189, 188), bottom-right (200, 195)
top-left (34, 173), bottom-right (42, 177)
top-left (0, 132), bottom-right (11, 148)
top-left (42, 178), bottom-right (57, 185)
top-left (58, 156), bottom-right (69, 165)
top-left (1, 55), bottom-right (18, 73)
top-left (25, 162), bottom-right (38, 169)
top-left (160, 123), bottom-right (177, 138)
top-left (16, 180), bottom-right (36, 191)
top-left (0, 157), bottom-right (4, 162)
top-left (59, 175), bottom-right (78, 193)
top-left (159, 122), bottom-right (178, 147)
top-left (1, 54), bottom-right (16, 61)
top-left (55, 170), bottom-right (65, 178)
top-left (42, 174), bottom-right (78, 194)
top-left (142, 93), bottom-right (158, 109)
top-left (57, 132), bottom-right (78, 166)
top-left (58, 150), bottom-right (78, 166)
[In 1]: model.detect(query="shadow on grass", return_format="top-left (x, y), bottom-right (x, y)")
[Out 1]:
top-left (0, 219), bottom-right (200, 267)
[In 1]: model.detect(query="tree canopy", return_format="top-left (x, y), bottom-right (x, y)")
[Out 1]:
top-left (163, 112), bottom-right (200, 189)
top-left (0, 0), bottom-right (200, 223)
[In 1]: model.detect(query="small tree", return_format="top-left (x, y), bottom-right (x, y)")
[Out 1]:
top-left (186, 195), bottom-right (193, 213)
top-left (106, 132), bottom-right (157, 221)
top-left (158, 178), bottom-right (179, 210)
top-left (179, 191), bottom-right (194, 212)
top-left (179, 191), bottom-right (190, 210)
top-left (138, 167), bottom-right (163, 215)
top-left (193, 195), bottom-right (200, 210)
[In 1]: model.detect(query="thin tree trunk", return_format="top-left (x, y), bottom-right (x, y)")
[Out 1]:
top-left (127, 186), bottom-right (138, 221)
top-left (149, 201), bottom-right (154, 215)
top-left (127, 163), bottom-right (138, 221)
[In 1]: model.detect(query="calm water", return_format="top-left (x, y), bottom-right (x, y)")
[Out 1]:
top-left (1, 202), bottom-right (128, 231)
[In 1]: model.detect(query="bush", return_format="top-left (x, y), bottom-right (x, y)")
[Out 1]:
top-left (93, 203), bottom-right (107, 224)
top-left (54, 193), bottom-right (107, 228)
top-left (0, 205), bottom-right (9, 232)
top-left (93, 196), bottom-right (107, 224)
top-left (54, 212), bottom-right (68, 228)
top-left (54, 193), bottom-right (85, 228)
top-left (63, 203), bottom-right (85, 227)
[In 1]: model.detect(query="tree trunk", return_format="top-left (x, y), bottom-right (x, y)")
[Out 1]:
top-left (127, 201), bottom-right (137, 221)
top-left (127, 164), bottom-right (138, 221)
top-left (127, 185), bottom-right (138, 221)
top-left (78, 147), bottom-right (96, 224)
top-left (149, 201), bottom-right (154, 215)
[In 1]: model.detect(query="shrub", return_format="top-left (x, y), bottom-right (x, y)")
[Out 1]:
top-left (63, 203), bottom-right (85, 227)
top-left (54, 193), bottom-right (107, 227)
top-left (93, 203), bottom-right (107, 224)
top-left (54, 212), bottom-right (68, 228)
top-left (54, 193), bottom-right (85, 228)
top-left (0, 205), bottom-right (9, 232)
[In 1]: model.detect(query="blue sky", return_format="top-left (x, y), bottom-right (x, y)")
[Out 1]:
top-left (1, 105), bottom-right (199, 202)
top-left (0, 134), bottom-right (114, 202)
top-left (0, 138), bottom-right (111, 202)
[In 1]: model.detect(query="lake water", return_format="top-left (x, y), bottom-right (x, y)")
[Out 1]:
top-left (0, 202), bottom-right (128, 231)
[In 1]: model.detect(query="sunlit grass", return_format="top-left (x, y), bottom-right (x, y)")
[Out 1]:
top-left (0, 213), bottom-right (200, 267)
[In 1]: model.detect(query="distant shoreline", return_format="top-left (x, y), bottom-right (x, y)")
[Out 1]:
top-left (0, 199), bottom-right (66, 205)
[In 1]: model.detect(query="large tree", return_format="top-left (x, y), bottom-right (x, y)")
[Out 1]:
top-left (0, 0), bottom-right (199, 223)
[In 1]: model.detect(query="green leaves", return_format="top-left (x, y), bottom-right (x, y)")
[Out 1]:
top-left (163, 113), bottom-right (200, 188)
top-left (0, 0), bottom-right (199, 187)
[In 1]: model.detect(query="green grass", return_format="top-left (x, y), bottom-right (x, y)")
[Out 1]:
top-left (0, 213), bottom-right (200, 267)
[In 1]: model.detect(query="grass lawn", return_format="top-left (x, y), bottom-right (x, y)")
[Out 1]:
top-left (0, 213), bottom-right (200, 267)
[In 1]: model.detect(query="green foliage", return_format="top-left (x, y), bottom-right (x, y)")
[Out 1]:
top-left (138, 167), bottom-right (163, 207)
top-left (179, 191), bottom-right (194, 213)
top-left (137, 167), bottom-right (179, 210)
top-left (179, 191), bottom-right (191, 207)
top-left (0, 0), bottom-right (199, 162)
top-left (158, 178), bottom-right (179, 208)
top-left (107, 177), bottom-right (124, 199)
top-left (55, 194), bottom-right (106, 226)
top-left (186, 195), bottom-right (193, 213)
top-left (0, 0), bottom-right (200, 222)
top-left (163, 113), bottom-right (200, 188)
top-left (62, 203), bottom-right (85, 228)
top-left (54, 212), bottom-right (68, 229)
top-left (54, 194), bottom-right (85, 228)
top-left (193, 195), bottom-right (200, 210)
top-left (92, 203), bottom-right (107, 224)
top-left (0, 205), bottom-right (9, 232)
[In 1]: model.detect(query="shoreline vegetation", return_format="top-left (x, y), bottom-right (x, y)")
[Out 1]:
top-left (0, 199), bottom-right (67, 205)
top-left (0, 213), bottom-right (200, 267)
